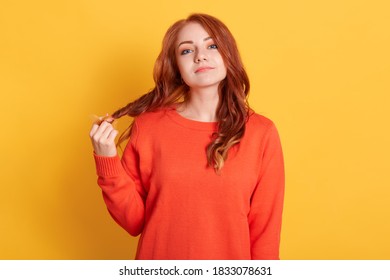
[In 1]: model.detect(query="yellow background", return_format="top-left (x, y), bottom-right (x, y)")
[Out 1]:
top-left (1, 0), bottom-right (389, 259)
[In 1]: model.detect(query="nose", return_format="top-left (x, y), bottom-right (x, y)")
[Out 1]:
top-left (194, 50), bottom-right (207, 63)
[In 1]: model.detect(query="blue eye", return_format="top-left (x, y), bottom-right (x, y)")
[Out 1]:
top-left (181, 49), bottom-right (193, 55)
top-left (208, 44), bottom-right (218, 49)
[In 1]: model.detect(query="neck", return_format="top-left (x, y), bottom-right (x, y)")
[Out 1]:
top-left (178, 86), bottom-right (219, 122)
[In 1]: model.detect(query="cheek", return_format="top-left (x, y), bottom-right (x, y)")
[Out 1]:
top-left (219, 60), bottom-right (227, 78)
top-left (216, 55), bottom-right (227, 72)
top-left (176, 57), bottom-right (189, 75)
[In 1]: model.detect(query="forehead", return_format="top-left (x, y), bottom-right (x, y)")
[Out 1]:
top-left (176, 22), bottom-right (210, 43)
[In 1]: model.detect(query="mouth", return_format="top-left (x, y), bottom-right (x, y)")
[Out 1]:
top-left (195, 66), bottom-right (215, 73)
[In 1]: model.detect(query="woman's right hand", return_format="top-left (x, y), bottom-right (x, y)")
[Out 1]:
top-left (89, 117), bottom-right (118, 157)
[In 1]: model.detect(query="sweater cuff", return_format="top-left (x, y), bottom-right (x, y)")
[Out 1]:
top-left (93, 153), bottom-right (123, 177)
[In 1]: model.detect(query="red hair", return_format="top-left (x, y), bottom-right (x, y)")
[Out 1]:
top-left (112, 13), bottom-right (250, 173)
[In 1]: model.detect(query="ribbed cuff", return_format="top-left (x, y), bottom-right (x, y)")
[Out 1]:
top-left (93, 153), bottom-right (123, 177)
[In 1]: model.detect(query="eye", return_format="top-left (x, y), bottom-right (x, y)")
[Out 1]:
top-left (180, 49), bottom-right (193, 55)
top-left (208, 44), bottom-right (218, 49)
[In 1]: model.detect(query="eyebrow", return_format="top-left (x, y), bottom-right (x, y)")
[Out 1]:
top-left (177, 37), bottom-right (213, 47)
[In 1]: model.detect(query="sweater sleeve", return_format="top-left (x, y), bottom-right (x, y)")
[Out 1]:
top-left (248, 122), bottom-right (285, 259)
top-left (93, 120), bottom-right (146, 236)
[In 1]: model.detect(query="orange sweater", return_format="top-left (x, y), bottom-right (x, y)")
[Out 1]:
top-left (93, 107), bottom-right (285, 259)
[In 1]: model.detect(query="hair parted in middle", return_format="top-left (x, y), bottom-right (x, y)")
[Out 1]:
top-left (111, 13), bottom-right (251, 173)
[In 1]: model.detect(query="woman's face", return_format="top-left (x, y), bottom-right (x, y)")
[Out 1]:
top-left (175, 22), bottom-right (227, 90)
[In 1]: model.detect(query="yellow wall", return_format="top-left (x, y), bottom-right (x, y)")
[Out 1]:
top-left (1, 0), bottom-right (389, 259)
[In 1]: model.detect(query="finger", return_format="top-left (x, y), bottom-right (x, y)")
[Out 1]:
top-left (107, 129), bottom-right (118, 143)
top-left (91, 113), bottom-right (114, 125)
top-left (100, 120), bottom-right (116, 134)
top-left (95, 117), bottom-right (105, 126)
top-left (105, 117), bottom-right (114, 124)
top-left (89, 123), bottom-right (100, 138)
top-left (100, 123), bottom-right (115, 142)
top-left (96, 119), bottom-right (112, 132)
top-left (91, 121), bottom-right (111, 142)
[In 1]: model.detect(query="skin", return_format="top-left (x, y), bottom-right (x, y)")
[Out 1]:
top-left (175, 22), bottom-right (227, 122)
top-left (90, 22), bottom-right (227, 157)
top-left (89, 115), bottom-right (118, 157)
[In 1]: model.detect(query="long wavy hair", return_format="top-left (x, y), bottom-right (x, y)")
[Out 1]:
top-left (111, 13), bottom-right (250, 173)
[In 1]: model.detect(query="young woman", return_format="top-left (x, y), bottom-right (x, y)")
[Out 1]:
top-left (89, 13), bottom-right (285, 260)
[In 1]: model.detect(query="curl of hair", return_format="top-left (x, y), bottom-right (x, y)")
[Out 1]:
top-left (111, 13), bottom-right (250, 174)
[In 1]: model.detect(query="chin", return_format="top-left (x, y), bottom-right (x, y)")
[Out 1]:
top-left (187, 79), bottom-right (224, 89)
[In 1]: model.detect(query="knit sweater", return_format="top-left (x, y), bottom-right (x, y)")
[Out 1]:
top-left (93, 107), bottom-right (285, 260)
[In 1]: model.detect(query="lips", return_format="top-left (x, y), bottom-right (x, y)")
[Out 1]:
top-left (195, 66), bottom-right (214, 73)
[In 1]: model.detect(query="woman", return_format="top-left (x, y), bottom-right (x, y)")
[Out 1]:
top-left (89, 13), bottom-right (285, 260)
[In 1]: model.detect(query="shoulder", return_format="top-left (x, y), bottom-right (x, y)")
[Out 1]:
top-left (130, 107), bottom-right (176, 143)
top-left (243, 110), bottom-right (282, 146)
top-left (135, 108), bottom-right (168, 122)
top-left (244, 111), bottom-right (283, 154)
top-left (246, 110), bottom-right (276, 131)
top-left (126, 108), bottom-right (170, 150)
top-left (133, 107), bottom-right (170, 128)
